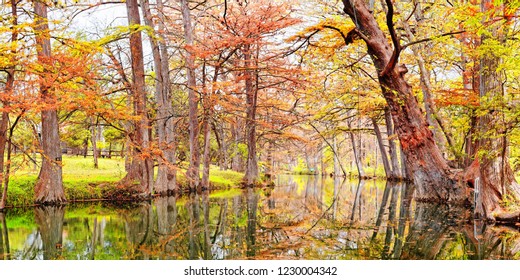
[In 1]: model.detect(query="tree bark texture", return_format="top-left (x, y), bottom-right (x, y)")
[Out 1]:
top-left (201, 116), bottom-right (211, 189)
top-left (243, 45), bottom-right (259, 186)
top-left (141, 0), bottom-right (177, 194)
top-left (121, 0), bottom-right (154, 196)
top-left (473, 0), bottom-right (520, 220)
top-left (342, 0), bottom-right (464, 202)
top-left (0, 112), bottom-right (8, 209)
top-left (90, 118), bottom-right (99, 169)
top-left (399, 3), bottom-right (451, 155)
top-left (372, 118), bottom-right (392, 179)
top-left (33, 0), bottom-right (66, 204)
top-left (348, 128), bottom-right (366, 178)
top-left (180, 0), bottom-right (201, 191)
top-left (384, 108), bottom-right (401, 178)
top-left (0, 0), bottom-right (18, 210)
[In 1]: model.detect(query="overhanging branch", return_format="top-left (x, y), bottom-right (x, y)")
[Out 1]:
top-left (380, 0), bottom-right (401, 77)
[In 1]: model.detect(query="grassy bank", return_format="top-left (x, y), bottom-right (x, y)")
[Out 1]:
top-left (4, 155), bottom-right (245, 208)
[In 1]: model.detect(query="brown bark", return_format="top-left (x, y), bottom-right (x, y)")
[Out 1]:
top-left (459, 18), bottom-right (480, 167)
top-left (372, 118), bottom-right (392, 179)
top-left (90, 118), bottom-right (99, 169)
top-left (120, 0), bottom-right (154, 196)
top-left (0, 111), bottom-right (8, 209)
top-left (214, 122), bottom-right (228, 170)
top-left (384, 108), bottom-right (401, 178)
top-left (400, 9), bottom-right (456, 158)
top-left (265, 141), bottom-right (274, 179)
top-left (141, 0), bottom-right (177, 194)
top-left (333, 137), bottom-right (340, 176)
top-left (0, 116), bottom-right (17, 209)
top-left (342, 0), bottom-right (464, 202)
top-left (201, 60), bottom-right (215, 190)
top-left (243, 45), bottom-right (259, 186)
top-left (201, 114), bottom-right (211, 189)
top-left (473, 0), bottom-right (520, 220)
top-left (33, 0), bottom-right (66, 204)
top-left (348, 123), bottom-right (366, 178)
top-left (0, 0), bottom-right (17, 210)
top-left (180, 0), bottom-right (201, 191)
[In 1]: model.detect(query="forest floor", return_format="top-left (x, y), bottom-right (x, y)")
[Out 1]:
top-left (4, 155), bottom-right (245, 208)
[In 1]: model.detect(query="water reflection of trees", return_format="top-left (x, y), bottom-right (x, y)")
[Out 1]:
top-left (369, 182), bottom-right (520, 260)
top-left (398, 204), bottom-right (520, 260)
top-left (34, 206), bottom-right (65, 260)
top-left (155, 196), bottom-right (177, 258)
top-left (264, 177), bottom-right (520, 260)
top-left (4, 176), bottom-right (520, 260)
top-left (0, 212), bottom-right (10, 259)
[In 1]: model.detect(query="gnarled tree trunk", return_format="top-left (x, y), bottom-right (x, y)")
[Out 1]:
top-left (341, 0), bottom-right (464, 202)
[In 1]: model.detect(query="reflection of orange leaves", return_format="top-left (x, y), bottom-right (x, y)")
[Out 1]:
top-left (435, 89), bottom-right (479, 107)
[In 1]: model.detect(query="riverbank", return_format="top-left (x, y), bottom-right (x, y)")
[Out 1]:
top-left (4, 156), bottom-right (245, 208)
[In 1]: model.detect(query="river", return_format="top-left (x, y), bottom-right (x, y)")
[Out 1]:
top-left (0, 175), bottom-right (519, 260)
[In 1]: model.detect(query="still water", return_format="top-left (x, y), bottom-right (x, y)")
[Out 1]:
top-left (0, 175), bottom-right (519, 260)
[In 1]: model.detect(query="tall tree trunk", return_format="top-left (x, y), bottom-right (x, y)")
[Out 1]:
top-left (342, 0), bottom-right (464, 202)
top-left (348, 124), bottom-right (365, 178)
top-left (201, 114), bottom-right (211, 189)
top-left (33, 0), bottom-right (66, 204)
top-left (180, 0), bottom-right (201, 191)
top-left (474, 0), bottom-right (520, 220)
top-left (90, 118), bottom-right (99, 169)
top-left (121, 0), bottom-right (154, 196)
top-left (0, 120), bottom-right (8, 209)
top-left (372, 118), bottom-right (392, 179)
top-left (399, 3), bottom-right (450, 154)
top-left (459, 17), bottom-right (480, 167)
top-left (1, 118), bottom-right (17, 210)
top-left (215, 122), bottom-right (228, 170)
top-left (83, 136), bottom-right (88, 158)
top-left (201, 60), bottom-right (216, 190)
top-left (332, 136), bottom-right (340, 177)
top-left (141, 0), bottom-right (177, 194)
top-left (243, 45), bottom-right (259, 186)
top-left (384, 108), bottom-right (401, 178)
top-left (265, 141), bottom-right (274, 179)
top-left (0, 0), bottom-right (17, 210)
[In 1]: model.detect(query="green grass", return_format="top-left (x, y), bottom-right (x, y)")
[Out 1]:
top-left (206, 168), bottom-right (245, 189)
top-left (4, 155), bottom-right (246, 207)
